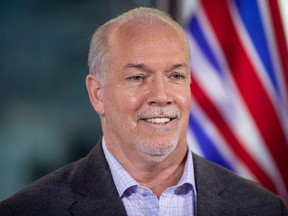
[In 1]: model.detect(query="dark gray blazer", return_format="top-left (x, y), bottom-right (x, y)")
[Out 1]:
top-left (0, 139), bottom-right (287, 216)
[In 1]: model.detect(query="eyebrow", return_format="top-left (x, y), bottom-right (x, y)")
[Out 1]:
top-left (124, 63), bottom-right (149, 71)
top-left (168, 63), bottom-right (188, 72)
top-left (123, 63), bottom-right (188, 72)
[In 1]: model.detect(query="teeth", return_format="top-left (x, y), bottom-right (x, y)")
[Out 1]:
top-left (145, 117), bottom-right (171, 124)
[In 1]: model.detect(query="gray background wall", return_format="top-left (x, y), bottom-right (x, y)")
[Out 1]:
top-left (0, 0), bottom-right (155, 201)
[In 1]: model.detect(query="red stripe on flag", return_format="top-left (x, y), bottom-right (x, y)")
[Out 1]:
top-left (268, 0), bottom-right (288, 100)
top-left (201, 0), bottom-right (288, 193)
top-left (191, 76), bottom-right (277, 193)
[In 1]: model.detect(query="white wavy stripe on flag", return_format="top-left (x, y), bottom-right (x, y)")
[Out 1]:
top-left (186, 126), bottom-right (204, 157)
top-left (189, 31), bottom-right (261, 180)
top-left (258, 0), bottom-right (288, 140)
top-left (188, 31), bottom-right (274, 180)
top-left (212, 1), bottom-right (287, 195)
top-left (259, 0), bottom-right (288, 110)
top-left (188, 99), bottom-right (257, 182)
top-left (187, 21), bottom-right (271, 173)
top-left (187, 5), bottom-right (287, 196)
top-left (228, 0), bottom-right (288, 142)
top-left (228, 1), bottom-right (287, 197)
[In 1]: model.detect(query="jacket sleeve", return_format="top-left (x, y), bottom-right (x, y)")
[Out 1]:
top-left (0, 201), bottom-right (13, 216)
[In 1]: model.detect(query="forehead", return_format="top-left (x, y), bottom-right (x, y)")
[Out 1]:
top-left (109, 21), bottom-right (189, 62)
top-left (116, 20), bottom-right (182, 40)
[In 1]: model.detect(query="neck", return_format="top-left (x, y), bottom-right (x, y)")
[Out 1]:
top-left (136, 152), bottom-right (187, 198)
top-left (105, 138), bottom-right (188, 198)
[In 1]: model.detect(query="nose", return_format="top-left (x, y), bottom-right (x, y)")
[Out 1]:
top-left (147, 75), bottom-right (173, 106)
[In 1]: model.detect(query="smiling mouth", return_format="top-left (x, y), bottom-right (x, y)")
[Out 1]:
top-left (143, 117), bottom-right (173, 124)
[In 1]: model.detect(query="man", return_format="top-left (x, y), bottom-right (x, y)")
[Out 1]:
top-left (0, 7), bottom-right (287, 216)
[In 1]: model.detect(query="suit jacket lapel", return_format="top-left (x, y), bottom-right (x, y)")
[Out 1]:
top-left (69, 139), bottom-right (127, 216)
top-left (193, 154), bottom-right (236, 216)
top-left (68, 142), bottom-right (238, 216)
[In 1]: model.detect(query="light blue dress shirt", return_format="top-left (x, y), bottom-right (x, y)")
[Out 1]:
top-left (102, 139), bottom-right (197, 216)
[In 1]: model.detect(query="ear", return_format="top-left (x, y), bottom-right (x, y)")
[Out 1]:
top-left (86, 74), bottom-right (105, 116)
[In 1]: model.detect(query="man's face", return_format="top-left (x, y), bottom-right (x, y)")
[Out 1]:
top-left (94, 22), bottom-right (191, 162)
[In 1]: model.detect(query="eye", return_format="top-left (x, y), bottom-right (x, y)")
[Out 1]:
top-left (170, 73), bottom-right (185, 80)
top-left (129, 75), bottom-right (144, 81)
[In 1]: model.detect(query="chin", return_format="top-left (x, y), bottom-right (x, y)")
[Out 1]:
top-left (135, 139), bottom-right (178, 162)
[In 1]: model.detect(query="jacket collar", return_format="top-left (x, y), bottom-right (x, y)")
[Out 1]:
top-left (193, 153), bottom-right (236, 216)
top-left (68, 139), bottom-right (239, 216)
top-left (69, 139), bottom-right (127, 216)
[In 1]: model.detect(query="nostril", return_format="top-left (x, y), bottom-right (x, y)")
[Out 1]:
top-left (148, 99), bottom-right (173, 106)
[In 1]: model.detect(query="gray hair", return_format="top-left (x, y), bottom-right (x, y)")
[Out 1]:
top-left (88, 7), bottom-right (190, 84)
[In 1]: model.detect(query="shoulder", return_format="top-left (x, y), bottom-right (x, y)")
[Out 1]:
top-left (193, 153), bottom-right (270, 193)
top-left (0, 141), bottom-right (112, 216)
top-left (192, 153), bottom-right (288, 215)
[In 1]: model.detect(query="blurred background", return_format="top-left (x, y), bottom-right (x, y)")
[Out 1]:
top-left (0, 0), bottom-right (158, 201)
top-left (0, 0), bottom-right (287, 202)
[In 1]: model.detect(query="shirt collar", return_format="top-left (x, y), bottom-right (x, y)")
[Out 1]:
top-left (177, 146), bottom-right (195, 187)
top-left (102, 138), bottom-right (138, 197)
top-left (102, 138), bottom-right (197, 197)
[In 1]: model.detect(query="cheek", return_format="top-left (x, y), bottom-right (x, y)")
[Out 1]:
top-left (175, 87), bottom-right (192, 111)
top-left (121, 91), bottom-right (146, 113)
top-left (106, 88), bottom-right (145, 116)
top-left (176, 90), bottom-right (191, 134)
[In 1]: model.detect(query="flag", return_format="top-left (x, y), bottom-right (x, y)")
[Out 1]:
top-left (185, 0), bottom-right (288, 202)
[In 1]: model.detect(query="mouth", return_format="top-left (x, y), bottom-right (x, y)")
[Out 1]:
top-left (142, 117), bottom-right (174, 124)
top-left (137, 108), bottom-right (181, 125)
